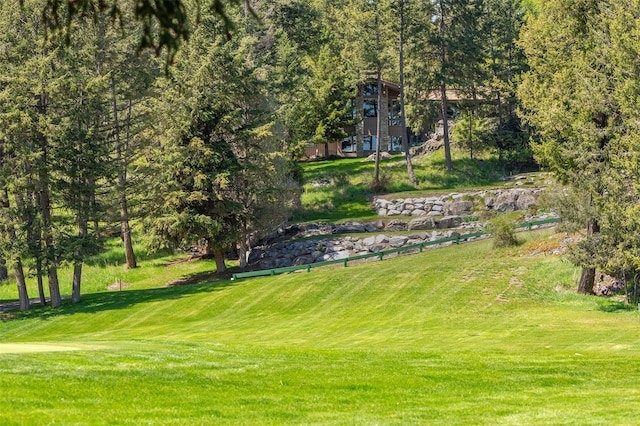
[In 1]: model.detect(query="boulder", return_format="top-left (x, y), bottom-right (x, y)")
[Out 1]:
top-left (437, 216), bottom-right (463, 229)
top-left (260, 259), bottom-right (276, 269)
top-left (389, 236), bottom-right (409, 247)
top-left (294, 256), bottom-right (314, 266)
top-left (385, 220), bottom-right (407, 231)
top-left (376, 199), bottom-right (390, 208)
top-left (322, 251), bottom-right (350, 261)
top-left (495, 191), bottom-right (517, 212)
top-left (374, 234), bottom-right (390, 244)
top-left (362, 236), bottom-right (376, 246)
top-left (484, 195), bottom-right (497, 209)
top-left (408, 217), bottom-right (436, 230)
top-left (335, 222), bottom-right (366, 233)
top-left (444, 200), bottom-right (473, 216)
top-left (363, 151), bottom-right (392, 162)
top-left (407, 232), bottom-right (428, 240)
top-left (365, 223), bottom-right (380, 232)
top-left (516, 192), bottom-right (537, 210)
top-left (248, 248), bottom-right (264, 264)
top-left (367, 244), bottom-right (387, 253)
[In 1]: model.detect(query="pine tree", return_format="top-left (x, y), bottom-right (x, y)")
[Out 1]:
top-left (518, 0), bottom-right (633, 294)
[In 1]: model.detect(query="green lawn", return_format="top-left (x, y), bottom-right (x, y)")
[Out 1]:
top-left (295, 149), bottom-right (542, 223)
top-left (2, 232), bottom-right (640, 424)
top-left (0, 238), bottom-right (226, 302)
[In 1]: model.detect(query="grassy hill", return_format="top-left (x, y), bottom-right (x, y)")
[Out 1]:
top-left (295, 150), bottom-right (543, 223)
top-left (2, 231), bottom-right (640, 424)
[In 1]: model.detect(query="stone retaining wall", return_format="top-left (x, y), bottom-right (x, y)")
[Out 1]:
top-left (373, 188), bottom-right (543, 218)
top-left (249, 230), bottom-right (475, 270)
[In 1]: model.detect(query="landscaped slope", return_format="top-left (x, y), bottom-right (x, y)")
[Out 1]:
top-left (1, 233), bottom-right (640, 424)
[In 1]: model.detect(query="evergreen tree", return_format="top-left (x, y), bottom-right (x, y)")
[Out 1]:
top-left (518, 0), bottom-right (638, 294)
top-left (145, 6), bottom-right (298, 272)
top-left (0, 0), bottom-right (65, 307)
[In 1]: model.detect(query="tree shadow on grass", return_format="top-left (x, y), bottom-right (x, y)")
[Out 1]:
top-left (598, 299), bottom-right (635, 313)
top-left (83, 243), bottom-right (174, 268)
top-left (3, 275), bottom-right (237, 322)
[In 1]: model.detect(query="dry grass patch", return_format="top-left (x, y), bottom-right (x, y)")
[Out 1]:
top-left (0, 343), bottom-right (86, 354)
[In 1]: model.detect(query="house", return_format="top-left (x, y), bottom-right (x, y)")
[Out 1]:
top-left (302, 80), bottom-right (485, 159)
top-left (304, 78), bottom-right (419, 159)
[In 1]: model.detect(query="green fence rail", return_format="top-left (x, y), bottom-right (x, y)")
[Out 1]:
top-left (231, 217), bottom-right (560, 281)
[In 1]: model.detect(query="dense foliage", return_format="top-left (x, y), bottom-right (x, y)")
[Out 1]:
top-left (5, 0), bottom-right (638, 307)
top-left (519, 0), bottom-right (640, 296)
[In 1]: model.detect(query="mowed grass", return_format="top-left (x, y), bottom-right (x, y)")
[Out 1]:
top-left (2, 231), bottom-right (640, 424)
top-left (0, 238), bottom-right (225, 301)
top-left (295, 149), bottom-right (532, 222)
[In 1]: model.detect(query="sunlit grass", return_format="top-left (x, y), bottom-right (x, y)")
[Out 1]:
top-left (0, 237), bottom-right (229, 302)
top-left (2, 232), bottom-right (640, 424)
top-left (294, 148), bottom-right (538, 223)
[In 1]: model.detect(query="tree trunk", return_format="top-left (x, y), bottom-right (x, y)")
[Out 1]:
top-left (399, 0), bottom-right (417, 186)
top-left (0, 186), bottom-right (30, 310)
top-left (577, 267), bottom-right (595, 295)
top-left (469, 89), bottom-right (479, 160)
top-left (72, 262), bottom-right (82, 304)
top-left (440, 81), bottom-right (453, 172)
top-left (36, 259), bottom-right (46, 307)
top-left (239, 239), bottom-right (249, 270)
top-left (577, 219), bottom-right (600, 294)
top-left (10, 193), bottom-right (30, 309)
top-left (214, 248), bottom-right (227, 273)
top-left (205, 237), bottom-right (227, 273)
top-left (239, 222), bottom-right (249, 270)
top-left (33, 204), bottom-right (47, 307)
top-left (374, 66), bottom-right (383, 188)
top-left (121, 207), bottom-right (136, 269)
top-left (37, 92), bottom-right (62, 308)
top-left (373, 4), bottom-right (382, 189)
top-left (0, 261), bottom-right (8, 281)
top-left (71, 220), bottom-right (88, 304)
top-left (14, 258), bottom-right (30, 311)
top-left (438, 1), bottom-right (453, 172)
top-left (40, 184), bottom-right (62, 308)
top-left (112, 78), bottom-right (137, 269)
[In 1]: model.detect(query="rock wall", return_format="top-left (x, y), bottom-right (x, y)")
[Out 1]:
top-left (247, 187), bottom-right (553, 271)
top-left (373, 188), bottom-right (543, 218)
top-left (249, 230), bottom-right (476, 270)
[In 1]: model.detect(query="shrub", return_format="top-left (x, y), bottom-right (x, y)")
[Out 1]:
top-left (488, 215), bottom-right (520, 248)
top-left (368, 172), bottom-right (391, 193)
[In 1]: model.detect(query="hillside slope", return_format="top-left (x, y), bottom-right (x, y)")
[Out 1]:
top-left (2, 233), bottom-right (640, 424)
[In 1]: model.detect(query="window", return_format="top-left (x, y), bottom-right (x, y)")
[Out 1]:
top-left (388, 136), bottom-right (403, 152)
top-left (363, 99), bottom-right (377, 118)
top-left (388, 100), bottom-right (402, 126)
top-left (341, 136), bottom-right (357, 152)
top-left (363, 135), bottom-right (377, 151)
top-left (362, 83), bottom-right (378, 97)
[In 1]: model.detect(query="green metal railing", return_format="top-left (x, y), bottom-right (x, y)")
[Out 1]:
top-left (231, 217), bottom-right (560, 281)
